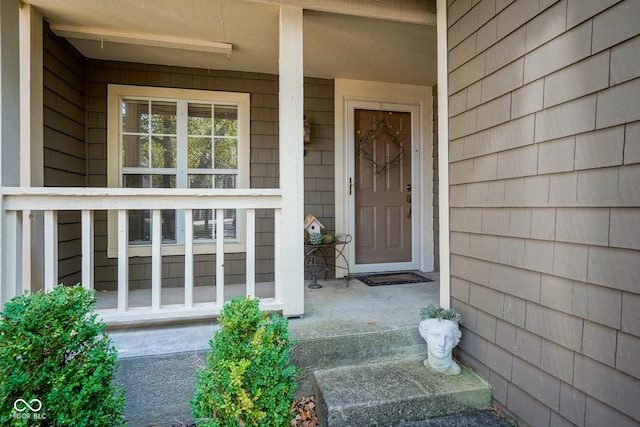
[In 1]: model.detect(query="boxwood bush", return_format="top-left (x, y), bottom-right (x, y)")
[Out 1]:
top-left (191, 296), bottom-right (297, 426)
top-left (0, 285), bottom-right (126, 426)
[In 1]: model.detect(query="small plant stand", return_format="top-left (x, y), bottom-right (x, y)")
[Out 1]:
top-left (304, 234), bottom-right (351, 288)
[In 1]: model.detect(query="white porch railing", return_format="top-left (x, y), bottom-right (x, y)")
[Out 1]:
top-left (1, 187), bottom-right (293, 324)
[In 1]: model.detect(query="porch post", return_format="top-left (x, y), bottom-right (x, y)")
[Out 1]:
top-left (19, 4), bottom-right (44, 292)
top-left (0, 0), bottom-right (22, 305)
top-left (436, 0), bottom-right (451, 309)
top-left (278, 5), bottom-right (304, 317)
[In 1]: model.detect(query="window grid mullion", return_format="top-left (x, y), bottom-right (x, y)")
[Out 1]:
top-left (147, 100), bottom-right (153, 170)
top-left (174, 100), bottom-right (188, 244)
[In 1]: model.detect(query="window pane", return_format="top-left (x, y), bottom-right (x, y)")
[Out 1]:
top-left (188, 103), bottom-right (212, 136)
top-left (190, 209), bottom-right (236, 240)
top-left (150, 101), bottom-right (177, 134)
top-left (123, 135), bottom-right (150, 167)
top-left (125, 174), bottom-right (176, 243)
top-left (214, 138), bottom-right (238, 169)
top-left (214, 106), bottom-right (238, 136)
top-left (127, 210), bottom-right (176, 244)
top-left (151, 136), bottom-right (177, 168)
top-left (188, 175), bottom-right (237, 240)
top-left (189, 174), bottom-right (212, 189)
top-left (128, 210), bottom-right (150, 243)
top-left (188, 137), bottom-right (213, 169)
top-left (193, 209), bottom-right (214, 240)
top-left (124, 174), bottom-right (176, 189)
top-left (189, 175), bottom-right (214, 240)
top-left (222, 209), bottom-right (236, 239)
top-left (215, 174), bottom-right (237, 189)
top-left (122, 100), bottom-right (149, 133)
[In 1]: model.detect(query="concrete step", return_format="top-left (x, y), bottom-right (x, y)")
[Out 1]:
top-left (292, 325), bottom-right (425, 396)
top-left (313, 358), bottom-right (492, 427)
top-left (292, 325), bottom-right (424, 368)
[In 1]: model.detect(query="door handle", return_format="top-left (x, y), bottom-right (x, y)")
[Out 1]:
top-left (349, 177), bottom-right (356, 195)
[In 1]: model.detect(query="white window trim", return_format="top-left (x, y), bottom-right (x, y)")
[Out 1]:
top-left (106, 84), bottom-right (250, 258)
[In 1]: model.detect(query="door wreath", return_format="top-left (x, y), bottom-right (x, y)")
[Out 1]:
top-left (356, 112), bottom-right (408, 175)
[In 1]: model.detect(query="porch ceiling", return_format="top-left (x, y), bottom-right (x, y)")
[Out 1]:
top-left (24, 0), bottom-right (437, 86)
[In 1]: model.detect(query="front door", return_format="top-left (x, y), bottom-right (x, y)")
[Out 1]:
top-left (348, 104), bottom-right (419, 273)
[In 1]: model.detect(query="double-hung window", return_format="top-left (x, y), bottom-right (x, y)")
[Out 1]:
top-left (107, 85), bottom-right (250, 257)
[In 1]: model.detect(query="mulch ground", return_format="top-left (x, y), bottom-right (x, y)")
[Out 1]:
top-left (150, 395), bottom-right (319, 427)
top-left (289, 395), bottom-right (320, 426)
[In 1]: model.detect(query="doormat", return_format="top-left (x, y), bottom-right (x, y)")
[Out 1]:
top-left (355, 272), bottom-right (433, 287)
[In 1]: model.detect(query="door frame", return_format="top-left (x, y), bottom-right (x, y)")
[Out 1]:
top-left (334, 79), bottom-right (434, 276)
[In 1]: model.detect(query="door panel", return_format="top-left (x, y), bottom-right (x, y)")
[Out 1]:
top-left (354, 109), bottom-right (412, 264)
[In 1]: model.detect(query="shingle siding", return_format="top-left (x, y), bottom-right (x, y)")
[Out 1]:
top-left (43, 24), bottom-right (87, 286)
top-left (448, 0), bottom-right (640, 425)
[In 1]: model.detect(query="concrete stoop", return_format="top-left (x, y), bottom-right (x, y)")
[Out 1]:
top-left (114, 324), bottom-right (496, 427)
top-left (313, 358), bottom-right (492, 427)
top-left (291, 325), bottom-right (425, 397)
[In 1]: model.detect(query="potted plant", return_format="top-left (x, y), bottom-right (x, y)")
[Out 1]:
top-left (418, 304), bottom-right (463, 375)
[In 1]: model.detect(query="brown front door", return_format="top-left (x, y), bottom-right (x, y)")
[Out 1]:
top-left (354, 109), bottom-right (412, 264)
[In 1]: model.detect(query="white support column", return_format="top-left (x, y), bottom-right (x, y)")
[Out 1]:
top-left (437, 0), bottom-right (451, 309)
top-left (184, 209), bottom-right (194, 309)
top-left (245, 208), bottom-right (255, 298)
top-left (0, 0), bottom-right (20, 186)
top-left (117, 209), bottom-right (128, 312)
top-left (215, 209), bottom-right (225, 305)
top-left (0, 0), bottom-right (21, 306)
top-left (279, 5), bottom-right (305, 317)
top-left (151, 209), bottom-right (162, 310)
top-left (43, 210), bottom-right (58, 291)
top-left (19, 3), bottom-right (44, 292)
top-left (81, 210), bottom-right (94, 290)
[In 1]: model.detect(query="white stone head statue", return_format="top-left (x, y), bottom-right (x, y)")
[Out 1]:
top-left (419, 318), bottom-right (462, 375)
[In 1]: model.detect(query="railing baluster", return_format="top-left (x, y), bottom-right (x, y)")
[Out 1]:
top-left (274, 208), bottom-right (283, 303)
top-left (216, 209), bottom-right (224, 305)
top-left (43, 210), bottom-right (58, 292)
top-left (5, 210), bottom-right (19, 301)
top-left (81, 210), bottom-right (94, 290)
top-left (151, 209), bottom-right (162, 311)
top-left (184, 209), bottom-right (194, 309)
top-left (117, 209), bottom-right (128, 312)
top-left (245, 209), bottom-right (255, 298)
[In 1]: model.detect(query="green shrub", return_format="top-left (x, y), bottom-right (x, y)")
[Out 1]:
top-left (0, 285), bottom-right (126, 426)
top-left (191, 296), bottom-right (297, 427)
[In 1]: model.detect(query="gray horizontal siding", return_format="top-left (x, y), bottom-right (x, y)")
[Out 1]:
top-left (43, 24), bottom-right (86, 286)
top-left (447, 0), bottom-right (640, 426)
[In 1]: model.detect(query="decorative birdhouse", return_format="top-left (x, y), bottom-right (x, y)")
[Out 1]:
top-left (304, 214), bottom-right (324, 234)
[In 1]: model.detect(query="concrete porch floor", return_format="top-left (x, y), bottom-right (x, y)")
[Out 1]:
top-left (107, 272), bottom-right (440, 358)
